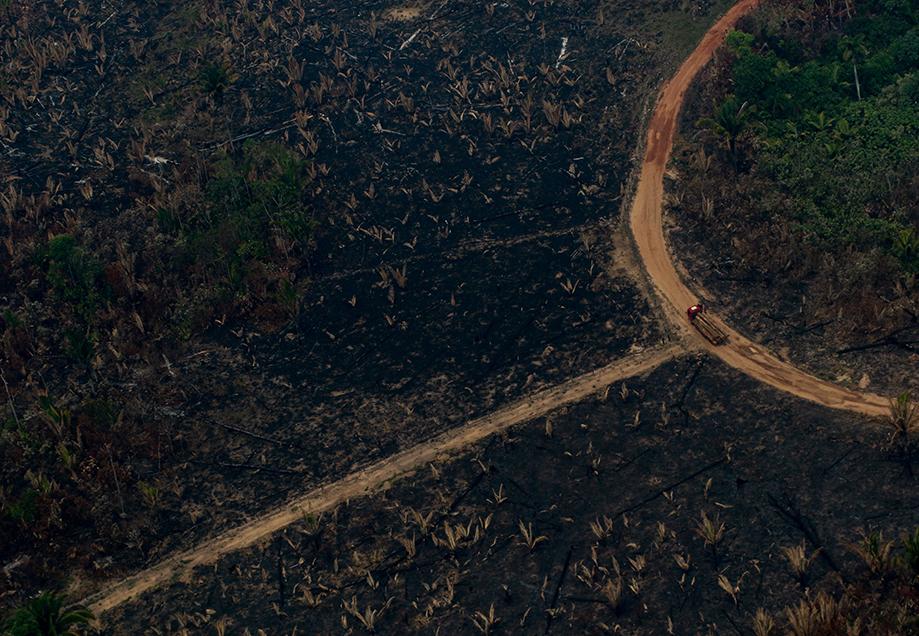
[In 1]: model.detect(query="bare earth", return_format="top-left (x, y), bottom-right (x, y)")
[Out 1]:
top-left (81, 344), bottom-right (682, 617)
top-left (80, 0), bottom-right (894, 623)
top-left (627, 0), bottom-right (889, 417)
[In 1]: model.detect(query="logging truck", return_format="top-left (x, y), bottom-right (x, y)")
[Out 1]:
top-left (686, 303), bottom-right (727, 345)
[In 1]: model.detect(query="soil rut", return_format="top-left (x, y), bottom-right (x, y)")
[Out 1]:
top-left (628, 0), bottom-right (890, 417)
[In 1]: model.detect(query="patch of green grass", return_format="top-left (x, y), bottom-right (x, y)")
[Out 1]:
top-left (140, 98), bottom-right (180, 126)
top-left (1, 415), bottom-right (37, 454)
top-left (3, 591), bottom-right (94, 636)
top-left (2, 308), bottom-right (22, 329)
top-left (156, 207), bottom-right (181, 235)
top-left (199, 62), bottom-right (232, 97)
top-left (63, 329), bottom-right (95, 364)
top-left (78, 398), bottom-right (117, 430)
top-left (651, 0), bottom-right (738, 63)
top-left (5, 488), bottom-right (38, 525)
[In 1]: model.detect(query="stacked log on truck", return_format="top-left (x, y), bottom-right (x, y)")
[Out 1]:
top-left (686, 303), bottom-right (727, 345)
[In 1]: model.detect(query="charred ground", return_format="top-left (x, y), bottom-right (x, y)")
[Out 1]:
top-left (0, 0), bottom-right (733, 606)
top-left (102, 356), bottom-right (919, 634)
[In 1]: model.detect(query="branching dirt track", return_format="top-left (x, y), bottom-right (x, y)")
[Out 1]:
top-left (82, 344), bottom-right (682, 617)
top-left (629, 0), bottom-right (890, 417)
top-left (82, 0), bottom-right (891, 620)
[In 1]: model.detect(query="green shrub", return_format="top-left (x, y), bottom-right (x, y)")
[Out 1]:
top-left (892, 228), bottom-right (919, 273)
top-left (207, 140), bottom-right (315, 244)
top-left (891, 27), bottom-right (919, 72)
top-left (156, 206), bottom-right (181, 235)
top-left (186, 141), bottom-right (315, 293)
top-left (726, 29), bottom-right (754, 54)
top-left (199, 62), bottom-right (231, 96)
top-left (2, 592), bottom-right (93, 636)
top-left (2, 308), bottom-right (21, 329)
top-left (78, 398), bottom-right (117, 431)
top-left (63, 329), bottom-right (94, 364)
top-left (904, 528), bottom-right (919, 576)
top-left (5, 488), bottom-right (37, 524)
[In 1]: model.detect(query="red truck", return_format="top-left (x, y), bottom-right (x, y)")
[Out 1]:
top-left (687, 303), bottom-right (727, 345)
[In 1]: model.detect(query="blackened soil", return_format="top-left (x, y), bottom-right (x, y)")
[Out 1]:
top-left (104, 355), bottom-right (913, 634)
top-left (0, 0), bottom-right (734, 604)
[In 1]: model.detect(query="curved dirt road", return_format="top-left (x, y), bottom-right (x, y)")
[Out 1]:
top-left (80, 0), bottom-right (892, 622)
top-left (629, 0), bottom-right (890, 417)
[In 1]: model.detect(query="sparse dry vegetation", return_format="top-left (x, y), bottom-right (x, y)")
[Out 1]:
top-left (4, 0), bottom-right (915, 633)
top-left (97, 359), bottom-right (919, 634)
top-left (0, 0), bottom-right (720, 613)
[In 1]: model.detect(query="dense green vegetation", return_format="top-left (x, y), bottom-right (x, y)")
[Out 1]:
top-left (678, 0), bottom-right (919, 341)
top-left (721, 1), bottom-right (918, 274)
top-left (184, 141), bottom-right (314, 300)
top-left (37, 235), bottom-right (106, 319)
top-left (158, 140), bottom-right (316, 337)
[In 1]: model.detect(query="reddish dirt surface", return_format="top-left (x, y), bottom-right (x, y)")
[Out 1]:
top-left (79, 345), bottom-right (681, 618)
top-left (69, 0), bottom-right (902, 625)
top-left (627, 0), bottom-right (890, 417)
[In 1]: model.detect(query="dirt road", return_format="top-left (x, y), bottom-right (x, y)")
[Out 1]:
top-left (628, 0), bottom-right (890, 417)
top-left (82, 344), bottom-right (682, 617)
top-left (80, 0), bottom-right (892, 619)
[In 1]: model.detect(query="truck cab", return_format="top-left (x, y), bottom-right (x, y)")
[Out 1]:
top-left (687, 303), bottom-right (705, 320)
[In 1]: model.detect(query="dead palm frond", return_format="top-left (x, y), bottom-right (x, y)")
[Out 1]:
top-left (599, 576), bottom-right (623, 611)
top-left (471, 603), bottom-right (499, 635)
top-left (589, 515), bottom-right (615, 541)
top-left (888, 392), bottom-right (918, 475)
top-left (752, 608), bottom-right (775, 636)
top-left (785, 591), bottom-right (843, 636)
top-left (342, 596), bottom-right (391, 632)
top-left (849, 531), bottom-right (895, 577)
top-left (694, 510), bottom-right (726, 561)
top-left (781, 541), bottom-right (820, 585)
top-left (518, 520), bottom-right (548, 551)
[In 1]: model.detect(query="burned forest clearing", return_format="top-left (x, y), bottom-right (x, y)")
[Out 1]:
top-left (2, 0), bottom-right (918, 633)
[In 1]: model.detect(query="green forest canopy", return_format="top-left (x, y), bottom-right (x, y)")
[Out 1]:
top-left (721, 0), bottom-right (918, 274)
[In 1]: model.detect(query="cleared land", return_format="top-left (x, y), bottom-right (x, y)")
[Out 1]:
top-left (82, 344), bottom-right (682, 616)
top-left (77, 1), bottom-right (903, 629)
top-left (2, 0), bottom-right (706, 601)
top-left (101, 357), bottom-right (913, 634)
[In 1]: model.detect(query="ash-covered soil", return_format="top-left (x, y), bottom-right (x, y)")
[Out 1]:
top-left (1, 0), bottom-right (734, 604)
top-left (101, 356), bottom-right (914, 634)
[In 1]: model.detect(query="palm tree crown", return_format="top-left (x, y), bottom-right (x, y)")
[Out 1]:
top-left (3, 592), bottom-right (94, 636)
